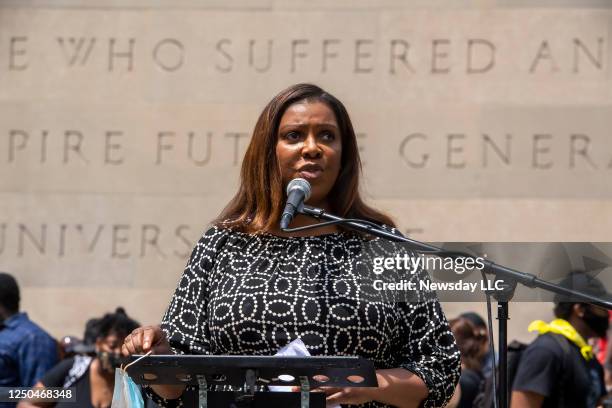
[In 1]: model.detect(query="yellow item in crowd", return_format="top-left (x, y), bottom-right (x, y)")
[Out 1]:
top-left (528, 318), bottom-right (594, 361)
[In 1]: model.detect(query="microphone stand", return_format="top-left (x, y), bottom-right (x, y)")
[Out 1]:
top-left (285, 204), bottom-right (612, 408)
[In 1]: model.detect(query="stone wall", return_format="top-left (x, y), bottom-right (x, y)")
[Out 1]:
top-left (1, 0), bottom-right (611, 342)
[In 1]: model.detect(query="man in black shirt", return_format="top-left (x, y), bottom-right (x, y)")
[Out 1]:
top-left (511, 271), bottom-right (610, 408)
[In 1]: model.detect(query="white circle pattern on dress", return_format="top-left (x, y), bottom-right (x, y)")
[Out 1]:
top-left (156, 226), bottom-right (461, 408)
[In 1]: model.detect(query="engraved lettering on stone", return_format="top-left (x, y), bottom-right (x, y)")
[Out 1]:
top-left (58, 224), bottom-right (67, 257)
top-left (156, 131), bottom-right (175, 165)
top-left (225, 132), bottom-right (250, 166)
top-left (389, 40), bottom-right (415, 74)
top-left (432, 39), bottom-right (451, 74)
top-left (140, 224), bottom-right (166, 258)
top-left (354, 39), bottom-right (373, 73)
top-left (570, 134), bottom-right (597, 169)
top-left (573, 37), bottom-right (604, 73)
top-left (40, 130), bottom-right (48, 163)
top-left (188, 131), bottom-right (212, 166)
top-left (111, 224), bottom-right (130, 259)
top-left (105, 131), bottom-right (124, 165)
top-left (291, 39), bottom-right (308, 73)
top-left (9, 36), bottom-right (28, 71)
top-left (57, 37), bottom-right (96, 67)
top-left (215, 39), bottom-right (233, 72)
top-left (248, 39), bottom-right (272, 73)
top-left (399, 133), bottom-right (429, 168)
top-left (447, 134), bottom-right (466, 169)
top-left (18, 224), bottom-right (46, 256)
top-left (8, 130), bottom-right (28, 163)
top-left (322, 39), bottom-right (340, 73)
top-left (152, 38), bottom-right (184, 72)
top-left (174, 225), bottom-right (193, 259)
top-left (108, 38), bottom-right (135, 72)
top-left (75, 224), bottom-right (104, 253)
top-left (63, 130), bottom-right (89, 164)
top-left (532, 134), bottom-right (553, 169)
top-left (482, 134), bottom-right (511, 167)
top-left (467, 39), bottom-right (495, 74)
top-left (529, 40), bottom-right (559, 73)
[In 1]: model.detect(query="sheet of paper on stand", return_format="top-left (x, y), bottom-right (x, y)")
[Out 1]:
top-left (269, 338), bottom-right (341, 408)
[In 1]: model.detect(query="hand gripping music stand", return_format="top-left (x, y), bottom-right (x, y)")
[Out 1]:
top-left (126, 355), bottom-right (378, 408)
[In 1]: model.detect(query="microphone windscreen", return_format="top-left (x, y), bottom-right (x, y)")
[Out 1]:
top-left (286, 178), bottom-right (311, 200)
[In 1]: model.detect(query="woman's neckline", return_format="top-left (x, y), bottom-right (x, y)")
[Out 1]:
top-left (227, 227), bottom-right (353, 240)
top-left (262, 231), bottom-right (347, 240)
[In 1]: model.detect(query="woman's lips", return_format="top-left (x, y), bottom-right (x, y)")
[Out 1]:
top-left (299, 169), bottom-right (323, 179)
top-left (297, 164), bottom-right (324, 180)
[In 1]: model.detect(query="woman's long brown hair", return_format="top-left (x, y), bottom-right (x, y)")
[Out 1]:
top-left (214, 83), bottom-right (396, 234)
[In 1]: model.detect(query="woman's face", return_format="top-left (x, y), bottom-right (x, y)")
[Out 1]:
top-left (95, 332), bottom-right (124, 373)
top-left (276, 101), bottom-right (342, 207)
top-left (96, 333), bottom-right (123, 354)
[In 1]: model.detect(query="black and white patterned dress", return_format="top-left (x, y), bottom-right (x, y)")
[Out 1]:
top-left (155, 225), bottom-right (460, 408)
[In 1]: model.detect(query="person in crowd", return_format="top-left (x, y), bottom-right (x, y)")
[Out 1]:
top-left (83, 318), bottom-right (100, 346)
top-left (450, 317), bottom-right (488, 408)
top-left (0, 272), bottom-right (58, 398)
top-left (121, 83), bottom-right (461, 408)
top-left (594, 311), bottom-right (612, 364)
top-left (606, 335), bottom-right (612, 392)
top-left (459, 312), bottom-right (493, 379)
top-left (511, 271), bottom-right (610, 408)
top-left (18, 308), bottom-right (150, 408)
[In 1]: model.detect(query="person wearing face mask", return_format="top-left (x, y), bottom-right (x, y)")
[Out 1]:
top-left (511, 271), bottom-right (611, 408)
top-left (18, 308), bottom-right (151, 408)
top-left (121, 83), bottom-right (461, 408)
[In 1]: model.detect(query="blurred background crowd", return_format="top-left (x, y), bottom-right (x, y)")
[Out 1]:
top-left (3, 270), bottom-right (612, 407)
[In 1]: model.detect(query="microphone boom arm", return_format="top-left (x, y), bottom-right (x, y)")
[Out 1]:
top-left (298, 204), bottom-right (612, 309)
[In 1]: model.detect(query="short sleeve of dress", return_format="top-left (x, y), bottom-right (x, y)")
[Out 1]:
top-left (160, 225), bottom-right (230, 354)
top-left (395, 265), bottom-right (461, 408)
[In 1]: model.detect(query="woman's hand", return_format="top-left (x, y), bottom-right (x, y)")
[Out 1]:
top-left (121, 325), bottom-right (186, 401)
top-left (292, 368), bottom-right (427, 408)
top-left (121, 325), bottom-right (172, 356)
top-left (314, 386), bottom-right (375, 407)
top-left (290, 385), bottom-right (374, 407)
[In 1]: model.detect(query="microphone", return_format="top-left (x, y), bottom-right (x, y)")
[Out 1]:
top-left (280, 178), bottom-right (311, 230)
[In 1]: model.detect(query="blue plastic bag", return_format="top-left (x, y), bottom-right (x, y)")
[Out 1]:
top-left (111, 368), bottom-right (144, 408)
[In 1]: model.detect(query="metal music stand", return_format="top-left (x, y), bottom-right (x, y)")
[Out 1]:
top-left (127, 355), bottom-right (378, 408)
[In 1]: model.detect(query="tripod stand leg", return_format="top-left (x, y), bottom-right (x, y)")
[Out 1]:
top-left (300, 376), bottom-right (310, 408)
top-left (197, 375), bottom-right (208, 408)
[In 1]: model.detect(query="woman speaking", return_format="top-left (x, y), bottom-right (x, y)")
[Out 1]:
top-left (122, 83), bottom-right (460, 408)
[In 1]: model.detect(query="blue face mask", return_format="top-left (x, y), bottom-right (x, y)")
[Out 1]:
top-left (111, 368), bottom-right (144, 408)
